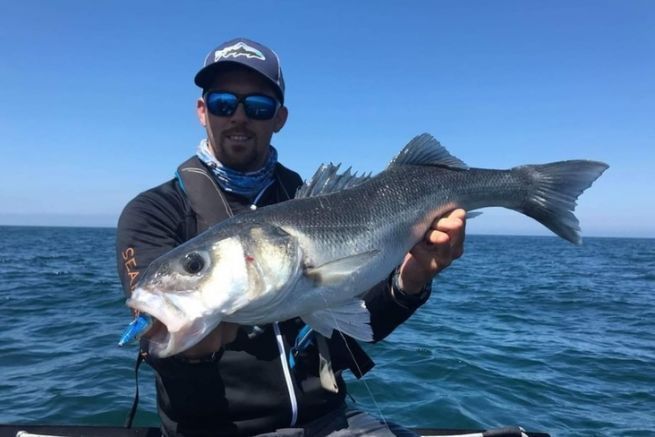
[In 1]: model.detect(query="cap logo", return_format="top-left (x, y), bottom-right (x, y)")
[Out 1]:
top-left (214, 42), bottom-right (266, 62)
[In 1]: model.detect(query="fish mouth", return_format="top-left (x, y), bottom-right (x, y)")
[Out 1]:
top-left (126, 288), bottom-right (220, 357)
top-left (146, 319), bottom-right (221, 358)
top-left (126, 288), bottom-right (187, 332)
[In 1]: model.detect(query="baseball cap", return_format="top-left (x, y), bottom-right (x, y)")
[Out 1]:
top-left (194, 37), bottom-right (285, 103)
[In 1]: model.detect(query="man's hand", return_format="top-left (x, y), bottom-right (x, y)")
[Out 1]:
top-left (397, 208), bottom-right (466, 294)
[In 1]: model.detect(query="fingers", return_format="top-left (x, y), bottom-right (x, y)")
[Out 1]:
top-left (414, 236), bottom-right (452, 273)
top-left (397, 208), bottom-right (467, 296)
top-left (403, 208), bottom-right (466, 270)
top-left (411, 237), bottom-right (451, 272)
top-left (433, 208), bottom-right (466, 259)
top-left (419, 209), bottom-right (467, 252)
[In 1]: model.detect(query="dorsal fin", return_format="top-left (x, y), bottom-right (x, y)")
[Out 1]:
top-left (296, 163), bottom-right (372, 199)
top-left (389, 133), bottom-right (469, 170)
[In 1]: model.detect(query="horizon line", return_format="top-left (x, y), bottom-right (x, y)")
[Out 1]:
top-left (0, 223), bottom-right (651, 240)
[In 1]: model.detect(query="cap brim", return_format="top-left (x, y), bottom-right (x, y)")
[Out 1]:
top-left (194, 61), bottom-right (284, 103)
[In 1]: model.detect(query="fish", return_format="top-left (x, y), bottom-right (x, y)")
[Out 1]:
top-left (123, 133), bottom-right (608, 357)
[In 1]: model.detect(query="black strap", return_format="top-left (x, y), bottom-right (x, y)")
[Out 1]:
top-left (176, 156), bottom-right (303, 232)
top-left (124, 351), bottom-right (145, 428)
top-left (176, 156), bottom-right (233, 233)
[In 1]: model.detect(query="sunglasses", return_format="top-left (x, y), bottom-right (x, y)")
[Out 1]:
top-left (204, 91), bottom-right (280, 121)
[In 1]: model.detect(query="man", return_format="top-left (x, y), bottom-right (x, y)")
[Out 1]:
top-left (116, 37), bottom-right (466, 436)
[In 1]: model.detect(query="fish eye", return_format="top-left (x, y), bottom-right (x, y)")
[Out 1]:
top-left (182, 252), bottom-right (205, 274)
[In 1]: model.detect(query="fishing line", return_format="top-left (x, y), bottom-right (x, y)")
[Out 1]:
top-left (336, 329), bottom-right (392, 430)
top-left (318, 297), bottom-right (393, 433)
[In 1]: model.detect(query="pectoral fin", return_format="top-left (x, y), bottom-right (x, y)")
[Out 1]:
top-left (305, 250), bottom-right (380, 286)
top-left (301, 299), bottom-right (373, 342)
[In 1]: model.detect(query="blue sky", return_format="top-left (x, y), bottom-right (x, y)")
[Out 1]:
top-left (1, 1), bottom-right (653, 238)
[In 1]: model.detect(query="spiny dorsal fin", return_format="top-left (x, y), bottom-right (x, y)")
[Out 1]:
top-left (296, 163), bottom-right (372, 199)
top-left (389, 133), bottom-right (469, 170)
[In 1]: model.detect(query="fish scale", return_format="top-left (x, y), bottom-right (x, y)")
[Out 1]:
top-left (250, 166), bottom-right (521, 264)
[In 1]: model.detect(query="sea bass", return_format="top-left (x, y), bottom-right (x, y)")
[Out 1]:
top-left (124, 134), bottom-right (608, 357)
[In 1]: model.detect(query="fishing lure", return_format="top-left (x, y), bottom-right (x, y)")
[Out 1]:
top-left (118, 313), bottom-right (153, 346)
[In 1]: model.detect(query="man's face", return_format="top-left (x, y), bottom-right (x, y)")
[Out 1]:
top-left (197, 67), bottom-right (288, 172)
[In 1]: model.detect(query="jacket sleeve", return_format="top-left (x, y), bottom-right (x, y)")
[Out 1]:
top-left (363, 273), bottom-right (432, 342)
top-left (115, 181), bottom-right (190, 298)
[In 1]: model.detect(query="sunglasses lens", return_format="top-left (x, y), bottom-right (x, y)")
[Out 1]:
top-left (206, 93), bottom-right (239, 117)
top-left (243, 95), bottom-right (278, 120)
top-left (205, 92), bottom-right (278, 120)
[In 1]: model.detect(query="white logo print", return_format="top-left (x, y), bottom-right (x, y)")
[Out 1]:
top-left (214, 42), bottom-right (266, 62)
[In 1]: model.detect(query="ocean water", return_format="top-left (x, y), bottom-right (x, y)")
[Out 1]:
top-left (0, 226), bottom-right (653, 436)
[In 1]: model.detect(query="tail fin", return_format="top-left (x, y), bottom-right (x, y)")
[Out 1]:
top-left (515, 160), bottom-right (608, 244)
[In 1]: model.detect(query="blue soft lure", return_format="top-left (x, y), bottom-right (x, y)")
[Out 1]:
top-left (118, 314), bottom-right (153, 346)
